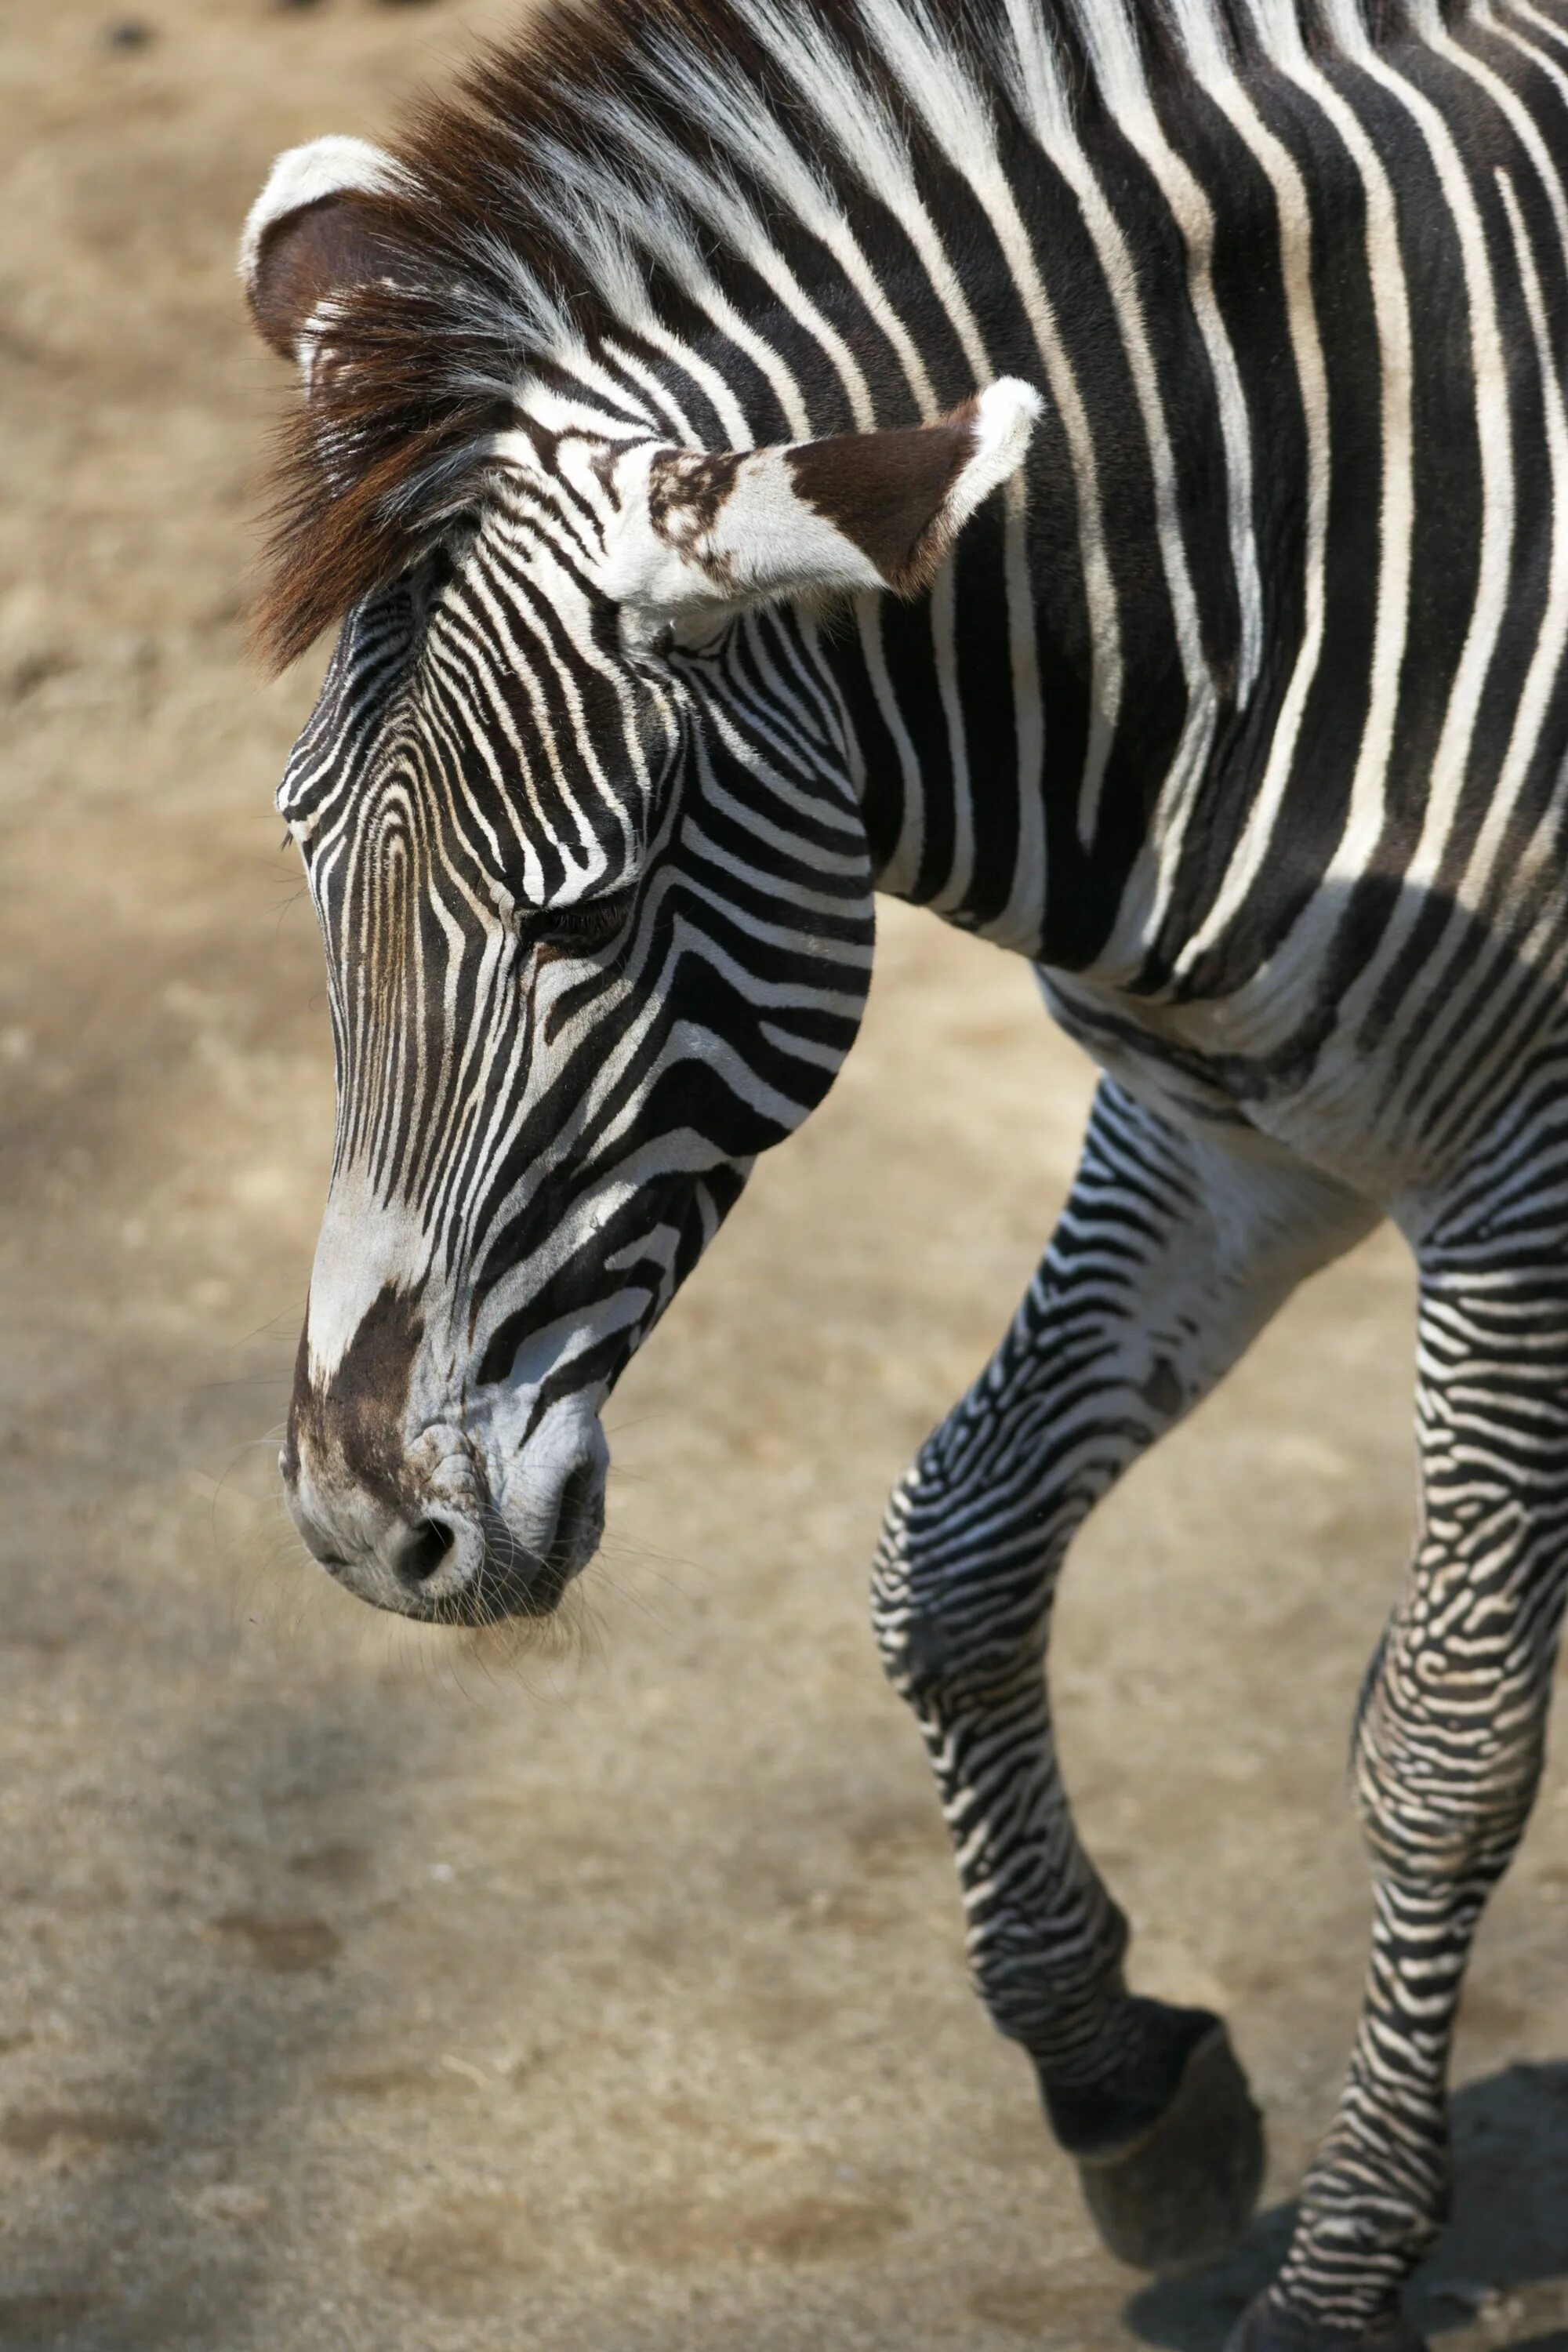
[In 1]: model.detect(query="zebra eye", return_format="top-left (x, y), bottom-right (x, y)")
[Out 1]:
top-left (531, 891), bottom-right (633, 952)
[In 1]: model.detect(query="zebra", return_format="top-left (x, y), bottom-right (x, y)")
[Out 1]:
top-left (240, 0), bottom-right (1568, 2343)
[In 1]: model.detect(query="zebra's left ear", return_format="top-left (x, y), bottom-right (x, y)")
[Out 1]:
top-left (241, 136), bottom-right (412, 370)
top-left (600, 380), bottom-right (1043, 630)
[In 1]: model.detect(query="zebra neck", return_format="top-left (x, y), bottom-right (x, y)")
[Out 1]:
top-left (749, 133), bottom-right (1254, 981)
top-left (803, 437), bottom-right (1203, 981)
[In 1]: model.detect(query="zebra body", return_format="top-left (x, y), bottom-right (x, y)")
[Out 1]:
top-left (241, 3), bottom-right (1568, 2343)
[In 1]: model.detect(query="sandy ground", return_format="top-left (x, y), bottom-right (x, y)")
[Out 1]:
top-left (1, 5), bottom-right (1566, 2348)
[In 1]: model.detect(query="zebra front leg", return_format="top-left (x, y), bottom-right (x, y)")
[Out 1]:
top-left (874, 1080), bottom-right (1374, 2274)
top-left (1232, 1204), bottom-right (1568, 2352)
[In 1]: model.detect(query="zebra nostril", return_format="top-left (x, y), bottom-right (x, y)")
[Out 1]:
top-left (388, 1519), bottom-right (457, 1585)
top-left (551, 1460), bottom-right (597, 1560)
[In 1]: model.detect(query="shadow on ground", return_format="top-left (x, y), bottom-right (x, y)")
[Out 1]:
top-left (1126, 2063), bottom-right (1568, 2351)
top-left (0, 1666), bottom-right (449, 2349)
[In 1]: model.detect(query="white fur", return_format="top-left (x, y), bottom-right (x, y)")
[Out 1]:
top-left (599, 443), bottom-right (885, 618)
top-left (305, 1162), bottom-right (432, 1386)
top-left (949, 378), bottom-right (1044, 532)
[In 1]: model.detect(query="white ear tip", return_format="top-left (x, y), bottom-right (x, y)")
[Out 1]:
top-left (975, 377), bottom-right (1045, 465)
top-left (239, 135), bottom-right (405, 287)
top-left (944, 377), bottom-right (1043, 524)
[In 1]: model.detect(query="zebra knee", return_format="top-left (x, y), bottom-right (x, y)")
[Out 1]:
top-left (1352, 1653), bottom-right (1548, 1888)
top-left (870, 1450), bottom-right (1045, 1708)
top-left (870, 1465), bottom-right (963, 1703)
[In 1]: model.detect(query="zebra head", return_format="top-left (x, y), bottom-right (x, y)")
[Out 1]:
top-left (245, 141), bottom-right (1038, 1625)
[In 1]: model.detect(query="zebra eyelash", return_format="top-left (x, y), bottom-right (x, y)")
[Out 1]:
top-left (521, 887), bottom-right (637, 952)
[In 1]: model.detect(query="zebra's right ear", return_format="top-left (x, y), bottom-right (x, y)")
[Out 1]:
top-left (241, 136), bottom-right (411, 372)
top-left (597, 383), bottom-right (1042, 636)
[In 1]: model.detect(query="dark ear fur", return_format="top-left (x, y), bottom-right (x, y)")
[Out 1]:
top-left (241, 138), bottom-right (412, 365)
top-left (786, 405), bottom-right (978, 597)
top-left (248, 195), bottom-right (406, 361)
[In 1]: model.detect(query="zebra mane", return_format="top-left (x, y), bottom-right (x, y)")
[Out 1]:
top-left (256, 0), bottom-right (1450, 670)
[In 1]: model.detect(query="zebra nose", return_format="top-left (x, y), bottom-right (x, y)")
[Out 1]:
top-left (286, 1484), bottom-right (474, 1606)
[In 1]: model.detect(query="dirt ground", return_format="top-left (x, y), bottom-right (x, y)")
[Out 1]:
top-left (2, 5), bottom-right (1566, 2348)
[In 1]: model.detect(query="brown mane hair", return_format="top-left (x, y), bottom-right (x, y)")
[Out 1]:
top-left (255, 0), bottom-right (839, 670)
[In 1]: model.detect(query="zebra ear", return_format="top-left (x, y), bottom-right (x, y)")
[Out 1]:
top-left (601, 380), bottom-right (1043, 628)
top-left (241, 136), bottom-right (411, 369)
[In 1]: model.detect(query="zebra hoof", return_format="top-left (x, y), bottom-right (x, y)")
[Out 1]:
top-left (1222, 2292), bottom-right (1429, 2351)
top-left (1076, 2020), bottom-right (1264, 2275)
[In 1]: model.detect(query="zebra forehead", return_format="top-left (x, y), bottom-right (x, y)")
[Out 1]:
top-left (281, 605), bottom-right (655, 913)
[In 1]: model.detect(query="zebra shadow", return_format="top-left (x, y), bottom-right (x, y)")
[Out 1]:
top-left (1122, 2060), bottom-right (1568, 2350)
